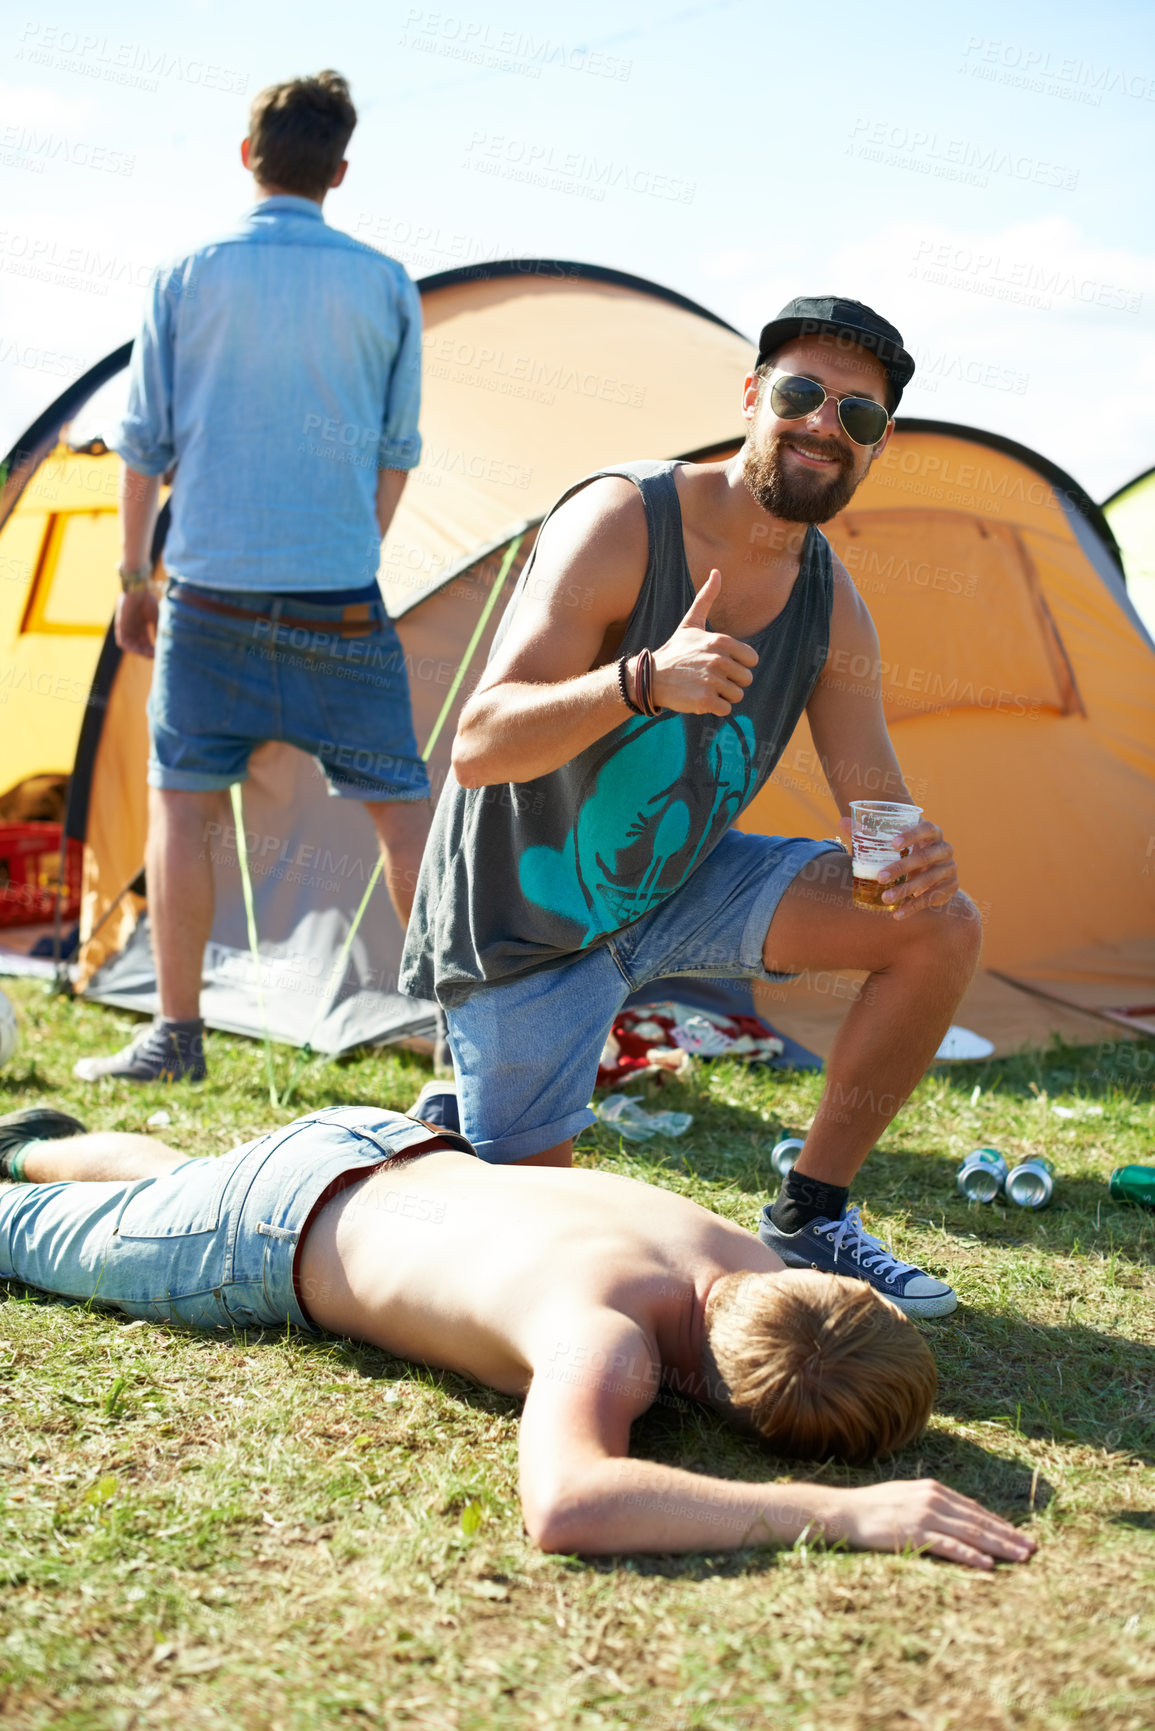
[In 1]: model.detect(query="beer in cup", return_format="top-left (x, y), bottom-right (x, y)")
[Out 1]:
top-left (850, 800), bottom-right (923, 912)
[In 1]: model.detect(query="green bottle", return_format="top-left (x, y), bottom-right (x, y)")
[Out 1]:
top-left (1108, 1166), bottom-right (1155, 1208)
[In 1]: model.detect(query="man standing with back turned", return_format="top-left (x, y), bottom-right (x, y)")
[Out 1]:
top-left (402, 298), bottom-right (982, 1320)
top-left (77, 71), bottom-right (430, 1087)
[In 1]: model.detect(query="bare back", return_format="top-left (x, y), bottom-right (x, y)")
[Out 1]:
top-left (297, 1151), bottom-right (780, 1394)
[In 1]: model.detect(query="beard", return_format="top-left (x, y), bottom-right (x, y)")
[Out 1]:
top-left (742, 429), bottom-right (862, 524)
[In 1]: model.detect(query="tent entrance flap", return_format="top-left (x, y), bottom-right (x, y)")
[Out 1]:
top-left (834, 510), bottom-right (1082, 723)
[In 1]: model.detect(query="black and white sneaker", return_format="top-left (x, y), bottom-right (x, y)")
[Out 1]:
top-left (759, 1203), bottom-right (958, 1319)
top-left (0, 1107), bottom-right (88, 1180)
top-left (73, 1019), bottom-right (207, 1085)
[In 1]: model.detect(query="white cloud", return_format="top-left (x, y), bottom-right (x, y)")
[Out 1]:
top-left (0, 80), bottom-right (94, 131)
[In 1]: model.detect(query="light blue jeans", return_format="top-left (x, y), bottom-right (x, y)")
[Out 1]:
top-left (149, 582), bottom-right (430, 801)
top-left (0, 1108), bottom-right (440, 1333)
top-left (447, 830), bottom-right (840, 1163)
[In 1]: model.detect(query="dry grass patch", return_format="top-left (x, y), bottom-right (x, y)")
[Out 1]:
top-left (1, 980), bottom-right (1153, 1728)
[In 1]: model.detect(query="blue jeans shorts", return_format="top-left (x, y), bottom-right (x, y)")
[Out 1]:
top-left (447, 829), bottom-right (840, 1163)
top-left (148, 582), bottom-right (431, 802)
top-left (0, 1108), bottom-right (447, 1333)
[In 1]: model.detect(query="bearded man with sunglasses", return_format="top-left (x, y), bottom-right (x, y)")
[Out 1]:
top-left (402, 296), bottom-right (979, 1320)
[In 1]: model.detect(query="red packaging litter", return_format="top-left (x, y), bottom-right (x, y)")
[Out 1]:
top-left (596, 1001), bottom-right (783, 1089)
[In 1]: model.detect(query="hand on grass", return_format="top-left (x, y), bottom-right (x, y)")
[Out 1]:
top-left (650, 570), bottom-right (758, 716)
top-left (835, 1478), bottom-right (1035, 1570)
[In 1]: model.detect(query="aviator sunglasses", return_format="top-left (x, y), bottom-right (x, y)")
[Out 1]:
top-left (766, 371), bottom-right (891, 447)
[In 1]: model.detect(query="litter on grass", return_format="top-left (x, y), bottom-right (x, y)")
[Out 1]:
top-left (671, 1014), bottom-right (736, 1055)
top-left (935, 1026), bottom-right (995, 1061)
top-left (591, 1094), bottom-right (693, 1141)
top-left (596, 1001), bottom-right (783, 1088)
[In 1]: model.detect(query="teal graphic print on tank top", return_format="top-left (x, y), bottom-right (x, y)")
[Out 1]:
top-left (519, 712), bottom-right (757, 945)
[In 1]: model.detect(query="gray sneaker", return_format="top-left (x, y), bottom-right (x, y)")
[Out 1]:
top-left (73, 1019), bottom-right (207, 1085)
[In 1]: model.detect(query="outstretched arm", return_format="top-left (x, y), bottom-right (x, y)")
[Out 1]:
top-left (519, 1310), bottom-right (1034, 1569)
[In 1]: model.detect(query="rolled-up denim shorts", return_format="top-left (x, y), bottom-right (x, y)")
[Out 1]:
top-left (447, 829), bottom-right (841, 1163)
top-left (148, 581), bottom-right (431, 802)
top-left (0, 1108), bottom-right (448, 1333)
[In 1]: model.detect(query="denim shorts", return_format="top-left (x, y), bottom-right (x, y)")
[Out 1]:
top-left (148, 581), bottom-right (431, 802)
top-left (0, 1108), bottom-right (446, 1333)
top-left (447, 829), bottom-right (839, 1163)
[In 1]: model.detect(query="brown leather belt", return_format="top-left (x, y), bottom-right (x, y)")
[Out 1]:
top-left (171, 587), bottom-right (377, 637)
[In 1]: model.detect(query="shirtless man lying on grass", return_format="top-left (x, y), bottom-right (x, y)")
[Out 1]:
top-left (0, 1103), bottom-right (1033, 1570)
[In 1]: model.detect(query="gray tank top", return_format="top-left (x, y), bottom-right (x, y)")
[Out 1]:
top-left (401, 460), bottom-right (833, 1005)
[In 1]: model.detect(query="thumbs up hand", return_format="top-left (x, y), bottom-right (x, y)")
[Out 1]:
top-left (649, 570), bottom-right (759, 716)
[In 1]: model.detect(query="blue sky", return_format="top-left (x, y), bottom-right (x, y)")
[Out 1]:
top-left (2, 0), bottom-right (1153, 496)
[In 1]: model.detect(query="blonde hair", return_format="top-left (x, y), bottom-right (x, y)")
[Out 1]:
top-left (700, 1269), bottom-right (936, 1464)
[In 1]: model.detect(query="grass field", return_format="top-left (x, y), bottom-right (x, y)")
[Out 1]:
top-left (1, 977), bottom-right (1153, 1730)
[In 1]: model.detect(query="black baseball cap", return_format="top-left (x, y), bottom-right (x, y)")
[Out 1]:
top-left (756, 296), bottom-right (915, 410)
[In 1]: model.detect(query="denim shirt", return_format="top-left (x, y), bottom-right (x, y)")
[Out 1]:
top-left (114, 195), bottom-right (423, 592)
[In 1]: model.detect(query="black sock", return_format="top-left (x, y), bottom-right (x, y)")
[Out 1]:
top-left (770, 1168), bottom-right (849, 1234)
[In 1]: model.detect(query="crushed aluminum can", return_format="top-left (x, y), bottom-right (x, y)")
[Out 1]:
top-left (770, 1136), bottom-right (806, 1179)
top-left (956, 1147), bottom-right (1008, 1203)
top-left (1005, 1157), bottom-right (1054, 1209)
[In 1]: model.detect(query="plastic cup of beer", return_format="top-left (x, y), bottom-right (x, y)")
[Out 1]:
top-left (849, 800), bottom-right (923, 912)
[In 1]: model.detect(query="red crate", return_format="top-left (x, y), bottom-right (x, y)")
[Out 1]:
top-left (0, 823), bottom-right (83, 928)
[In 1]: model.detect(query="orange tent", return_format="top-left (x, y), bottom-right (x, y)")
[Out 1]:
top-left (736, 422), bottom-right (1155, 1053)
top-left (1, 262), bottom-right (1150, 1056)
